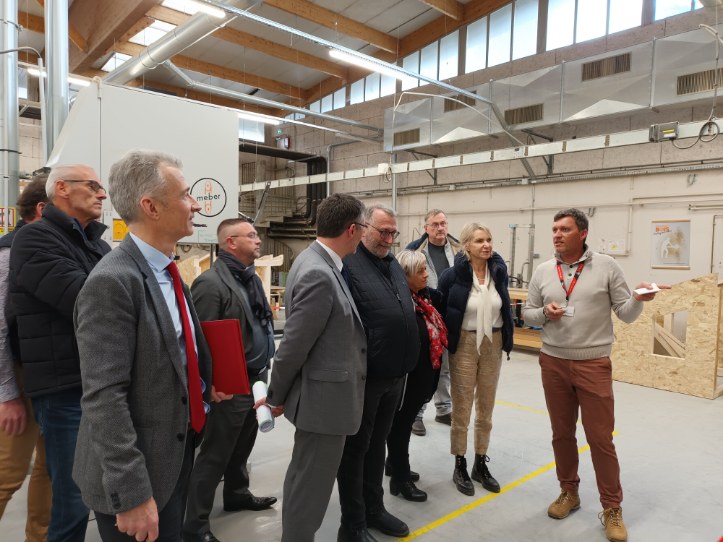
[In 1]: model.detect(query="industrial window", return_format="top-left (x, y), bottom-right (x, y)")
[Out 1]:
top-left (465, 17), bottom-right (488, 73)
top-left (238, 120), bottom-right (264, 143)
top-left (401, 52), bottom-right (420, 91)
top-left (350, 79), bottom-right (365, 104)
top-left (512, 0), bottom-right (538, 60)
top-left (420, 42), bottom-right (439, 80)
top-left (365, 73), bottom-right (381, 101)
top-left (309, 100), bottom-right (320, 113)
top-left (488, 4), bottom-right (513, 67)
top-left (576, 0), bottom-right (607, 43)
top-left (333, 87), bottom-right (346, 110)
top-left (320, 94), bottom-right (333, 113)
top-left (439, 31), bottom-right (459, 80)
top-left (129, 20), bottom-right (176, 46)
top-left (380, 74), bottom-right (397, 97)
top-left (655, 0), bottom-right (703, 21)
top-left (546, 0), bottom-right (575, 50)
top-left (609, 0), bottom-right (643, 34)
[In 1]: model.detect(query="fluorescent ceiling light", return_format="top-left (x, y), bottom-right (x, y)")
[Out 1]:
top-left (329, 49), bottom-right (405, 80)
top-left (100, 52), bottom-right (132, 72)
top-left (162, 0), bottom-right (225, 18)
top-left (26, 67), bottom-right (91, 87)
top-left (238, 111), bottom-right (281, 126)
top-left (129, 20), bottom-right (177, 46)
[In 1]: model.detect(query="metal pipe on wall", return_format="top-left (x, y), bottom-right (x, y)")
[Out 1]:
top-left (1, 0), bottom-right (20, 225)
top-left (45, 0), bottom-right (69, 157)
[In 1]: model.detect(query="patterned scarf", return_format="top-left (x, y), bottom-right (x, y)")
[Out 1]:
top-left (412, 292), bottom-right (448, 369)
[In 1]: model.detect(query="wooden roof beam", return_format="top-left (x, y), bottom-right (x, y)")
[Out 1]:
top-left (68, 0), bottom-right (164, 73)
top-left (35, 0), bottom-right (89, 52)
top-left (263, 0), bottom-right (398, 54)
top-left (148, 5), bottom-right (349, 80)
top-left (418, 0), bottom-right (464, 20)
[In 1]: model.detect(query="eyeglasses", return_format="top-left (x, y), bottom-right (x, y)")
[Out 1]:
top-left (426, 221), bottom-right (448, 229)
top-left (352, 222), bottom-right (368, 229)
top-left (229, 232), bottom-right (259, 240)
top-left (368, 223), bottom-right (400, 240)
top-left (63, 179), bottom-right (106, 194)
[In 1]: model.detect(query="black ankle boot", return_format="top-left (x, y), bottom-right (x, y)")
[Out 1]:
top-left (384, 458), bottom-right (420, 482)
top-left (452, 455), bottom-right (475, 496)
top-left (390, 478), bottom-right (427, 502)
top-left (471, 454), bottom-right (500, 493)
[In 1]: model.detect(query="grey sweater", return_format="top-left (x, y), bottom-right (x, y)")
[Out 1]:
top-left (522, 248), bottom-right (643, 360)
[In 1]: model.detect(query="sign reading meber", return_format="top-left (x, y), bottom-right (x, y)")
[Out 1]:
top-left (191, 178), bottom-right (227, 218)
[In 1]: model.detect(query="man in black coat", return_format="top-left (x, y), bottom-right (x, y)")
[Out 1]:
top-left (8, 164), bottom-right (110, 542)
top-left (337, 204), bottom-right (420, 542)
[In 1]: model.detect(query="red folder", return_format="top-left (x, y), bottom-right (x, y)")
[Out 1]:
top-left (200, 319), bottom-right (250, 395)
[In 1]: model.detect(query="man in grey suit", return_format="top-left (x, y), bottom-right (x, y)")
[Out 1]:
top-left (73, 150), bottom-right (220, 542)
top-left (183, 218), bottom-right (277, 542)
top-left (259, 193), bottom-right (367, 542)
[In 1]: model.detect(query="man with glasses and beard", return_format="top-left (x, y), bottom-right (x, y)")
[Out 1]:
top-left (336, 204), bottom-right (419, 542)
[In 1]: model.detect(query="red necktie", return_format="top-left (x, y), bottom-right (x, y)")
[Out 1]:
top-left (166, 261), bottom-right (206, 433)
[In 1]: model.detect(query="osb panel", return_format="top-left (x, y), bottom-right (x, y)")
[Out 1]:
top-left (177, 255), bottom-right (208, 286)
top-left (612, 274), bottom-right (722, 399)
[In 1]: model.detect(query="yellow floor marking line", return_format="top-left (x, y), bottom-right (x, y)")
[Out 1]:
top-left (495, 399), bottom-right (549, 416)
top-left (399, 439), bottom-right (605, 540)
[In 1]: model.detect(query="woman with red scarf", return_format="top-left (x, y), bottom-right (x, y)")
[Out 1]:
top-left (385, 250), bottom-right (447, 502)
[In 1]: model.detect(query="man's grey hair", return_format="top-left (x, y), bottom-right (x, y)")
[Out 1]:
top-left (109, 149), bottom-right (182, 224)
top-left (424, 209), bottom-right (446, 222)
top-left (364, 203), bottom-right (396, 222)
top-left (46, 164), bottom-right (91, 200)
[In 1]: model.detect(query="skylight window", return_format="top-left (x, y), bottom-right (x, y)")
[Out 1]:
top-left (161, 0), bottom-right (225, 18)
top-left (100, 52), bottom-right (132, 72)
top-left (129, 20), bottom-right (176, 46)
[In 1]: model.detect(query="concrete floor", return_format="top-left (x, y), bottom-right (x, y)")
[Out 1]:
top-left (4, 350), bottom-right (723, 541)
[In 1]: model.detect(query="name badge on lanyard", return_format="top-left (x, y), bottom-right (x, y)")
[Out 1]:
top-left (556, 261), bottom-right (584, 317)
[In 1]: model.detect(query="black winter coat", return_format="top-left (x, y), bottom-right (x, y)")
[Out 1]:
top-left (438, 251), bottom-right (514, 355)
top-left (7, 204), bottom-right (110, 397)
top-left (343, 243), bottom-right (420, 378)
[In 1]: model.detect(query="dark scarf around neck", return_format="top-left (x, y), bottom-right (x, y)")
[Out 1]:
top-left (219, 250), bottom-right (273, 330)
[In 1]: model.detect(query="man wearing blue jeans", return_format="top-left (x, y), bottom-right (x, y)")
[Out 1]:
top-left (8, 164), bottom-right (110, 542)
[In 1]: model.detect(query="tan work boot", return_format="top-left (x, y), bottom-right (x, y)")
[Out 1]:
top-left (599, 507), bottom-right (627, 542)
top-left (547, 490), bottom-right (581, 519)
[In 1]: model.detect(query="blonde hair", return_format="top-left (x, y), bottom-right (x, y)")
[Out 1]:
top-left (396, 249), bottom-right (427, 277)
top-left (458, 222), bottom-right (492, 260)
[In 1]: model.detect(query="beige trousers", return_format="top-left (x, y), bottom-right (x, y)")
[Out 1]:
top-left (449, 330), bottom-right (503, 456)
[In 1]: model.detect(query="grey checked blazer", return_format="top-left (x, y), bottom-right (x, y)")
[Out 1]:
top-left (72, 235), bottom-right (212, 515)
top-left (267, 241), bottom-right (367, 435)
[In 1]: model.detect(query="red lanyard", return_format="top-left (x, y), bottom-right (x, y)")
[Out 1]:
top-left (556, 261), bottom-right (585, 304)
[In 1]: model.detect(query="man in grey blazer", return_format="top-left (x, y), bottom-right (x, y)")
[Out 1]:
top-left (73, 150), bottom-right (219, 542)
top-left (183, 217), bottom-right (277, 542)
top-left (259, 193), bottom-right (367, 542)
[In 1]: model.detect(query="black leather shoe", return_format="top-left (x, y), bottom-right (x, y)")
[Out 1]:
top-left (471, 454), bottom-right (501, 493)
top-left (337, 525), bottom-right (378, 542)
top-left (435, 412), bottom-right (452, 425)
top-left (366, 510), bottom-right (409, 537)
top-left (453, 455), bottom-right (475, 496)
top-left (384, 458), bottom-right (420, 482)
top-left (390, 478), bottom-right (427, 502)
top-left (223, 494), bottom-right (277, 511)
top-left (182, 531), bottom-right (221, 542)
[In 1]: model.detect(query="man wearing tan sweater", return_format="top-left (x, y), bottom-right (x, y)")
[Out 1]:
top-left (522, 208), bottom-right (668, 542)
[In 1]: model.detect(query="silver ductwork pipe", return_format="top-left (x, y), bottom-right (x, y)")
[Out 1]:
top-left (1, 0), bottom-right (20, 219)
top-left (45, 0), bottom-right (69, 158)
top-left (104, 0), bottom-right (258, 85)
top-left (197, 0), bottom-right (535, 178)
top-left (164, 61), bottom-right (382, 136)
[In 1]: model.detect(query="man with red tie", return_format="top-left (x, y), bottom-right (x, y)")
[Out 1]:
top-left (73, 149), bottom-right (220, 542)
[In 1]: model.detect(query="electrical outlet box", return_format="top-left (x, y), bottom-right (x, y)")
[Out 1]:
top-left (649, 122), bottom-right (679, 142)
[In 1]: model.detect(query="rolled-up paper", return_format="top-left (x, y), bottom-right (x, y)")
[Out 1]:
top-left (252, 381), bottom-right (274, 433)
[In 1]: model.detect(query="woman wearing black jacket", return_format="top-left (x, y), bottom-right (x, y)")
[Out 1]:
top-left (385, 250), bottom-right (447, 503)
top-left (437, 223), bottom-right (513, 497)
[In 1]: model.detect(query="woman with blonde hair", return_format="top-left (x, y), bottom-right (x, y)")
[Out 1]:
top-left (437, 223), bottom-right (513, 496)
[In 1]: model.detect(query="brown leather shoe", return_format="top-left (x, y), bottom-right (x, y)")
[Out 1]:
top-left (411, 417), bottom-right (426, 436)
top-left (599, 507), bottom-right (627, 542)
top-left (547, 490), bottom-right (580, 519)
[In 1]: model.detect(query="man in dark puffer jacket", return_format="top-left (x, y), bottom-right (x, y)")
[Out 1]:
top-left (8, 164), bottom-right (110, 542)
top-left (337, 204), bottom-right (419, 542)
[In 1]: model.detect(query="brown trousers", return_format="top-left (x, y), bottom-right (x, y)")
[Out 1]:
top-left (539, 352), bottom-right (623, 509)
top-left (0, 368), bottom-right (51, 542)
top-left (449, 330), bottom-right (503, 456)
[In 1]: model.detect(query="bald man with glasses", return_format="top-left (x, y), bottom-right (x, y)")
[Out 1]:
top-left (337, 204), bottom-right (420, 542)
